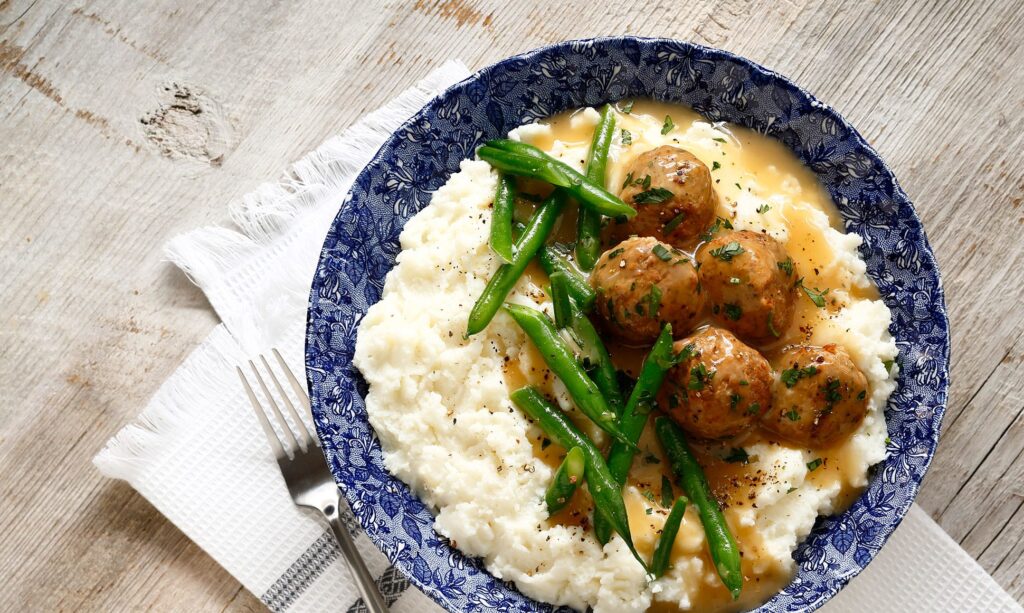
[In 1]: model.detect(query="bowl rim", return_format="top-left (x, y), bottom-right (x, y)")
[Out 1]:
top-left (306, 35), bottom-right (950, 613)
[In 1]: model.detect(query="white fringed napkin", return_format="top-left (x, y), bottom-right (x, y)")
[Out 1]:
top-left (94, 61), bottom-right (1021, 613)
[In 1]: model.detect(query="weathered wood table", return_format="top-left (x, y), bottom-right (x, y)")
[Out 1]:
top-left (2, 0), bottom-right (1022, 609)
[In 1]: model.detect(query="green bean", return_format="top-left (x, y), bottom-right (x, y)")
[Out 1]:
top-left (651, 496), bottom-right (689, 578)
top-left (466, 192), bottom-right (565, 336)
top-left (549, 271), bottom-right (574, 330)
top-left (576, 105), bottom-right (615, 270)
top-left (567, 302), bottom-right (623, 418)
top-left (503, 303), bottom-right (629, 444)
top-left (489, 174), bottom-right (515, 263)
top-left (478, 142), bottom-right (636, 219)
top-left (594, 324), bottom-right (676, 544)
top-left (510, 387), bottom-right (646, 570)
top-left (656, 417), bottom-right (743, 600)
top-left (536, 245), bottom-right (596, 311)
top-left (545, 446), bottom-right (585, 514)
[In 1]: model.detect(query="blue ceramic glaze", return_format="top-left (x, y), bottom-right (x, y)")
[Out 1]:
top-left (306, 37), bottom-right (949, 612)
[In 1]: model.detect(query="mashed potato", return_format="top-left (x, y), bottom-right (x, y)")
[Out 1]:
top-left (354, 103), bottom-right (896, 612)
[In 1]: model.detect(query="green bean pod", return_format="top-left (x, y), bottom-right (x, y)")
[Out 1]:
top-left (489, 173), bottom-right (515, 263)
top-left (545, 252), bottom-right (622, 419)
top-left (478, 141), bottom-right (636, 219)
top-left (549, 271), bottom-right (574, 330)
top-left (466, 192), bottom-right (565, 336)
top-left (594, 324), bottom-right (675, 544)
top-left (510, 387), bottom-right (646, 570)
top-left (569, 306), bottom-right (623, 418)
top-left (655, 417), bottom-right (743, 600)
top-left (576, 105), bottom-right (615, 270)
top-left (503, 303), bottom-right (629, 444)
top-left (651, 496), bottom-right (689, 578)
top-left (536, 245), bottom-right (596, 311)
top-left (545, 446), bottom-right (585, 514)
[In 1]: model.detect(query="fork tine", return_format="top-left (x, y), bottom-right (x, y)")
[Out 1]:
top-left (273, 348), bottom-right (318, 447)
top-left (260, 353), bottom-right (311, 453)
top-left (249, 359), bottom-right (300, 458)
top-left (237, 367), bottom-right (287, 460)
top-left (274, 348), bottom-right (311, 408)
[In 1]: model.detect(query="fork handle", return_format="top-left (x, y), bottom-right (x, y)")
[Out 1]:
top-left (324, 497), bottom-right (390, 612)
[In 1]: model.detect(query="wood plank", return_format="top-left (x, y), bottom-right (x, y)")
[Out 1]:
top-left (2, 0), bottom-right (1024, 609)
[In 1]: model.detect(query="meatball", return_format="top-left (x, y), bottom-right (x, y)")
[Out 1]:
top-left (658, 327), bottom-right (773, 439)
top-left (696, 230), bottom-right (796, 344)
top-left (590, 236), bottom-right (703, 344)
top-left (762, 344), bottom-right (869, 447)
top-left (615, 146), bottom-right (716, 246)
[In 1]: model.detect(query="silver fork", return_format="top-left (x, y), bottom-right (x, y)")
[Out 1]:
top-left (238, 349), bottom-right (389, 613)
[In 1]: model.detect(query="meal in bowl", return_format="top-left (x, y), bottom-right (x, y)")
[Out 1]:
top-left (354, 100), bottom-right (898, 612)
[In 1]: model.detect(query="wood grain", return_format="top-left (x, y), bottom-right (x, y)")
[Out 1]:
top-left (1, 0), bottom-right (1022, 609)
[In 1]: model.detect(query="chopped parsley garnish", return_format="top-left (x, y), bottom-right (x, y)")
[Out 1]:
top-left (642, 490), bottom-right (657, 503)
top-left (857, 389), bottom-right (867, 400)
top-left (739, 379), bottom-right (749, 386)
top-left (785, 409), bottom-right (800, 421)
top-left (734, 183), bottom-right (742, 190)
top-left (712, 161), bottom-right (721, 171)
top-left (756, 204), bottom-right (771, 214)
top-left (541, 438), bottom-right (551, 450)
top-left (643, 452), bottom-right (661, 465)
top-left (729, 277), bottom-right (741, 285)
top-left (781, 365), bottom-right (818, 388)
top-left (806, 458), bottom-right (823, 472)
top-left (700, 216), bottom-right (734, 241)
top-left (883, 359), bottom-right (895, 372)
top-left (724, 447), bottom-right (749, 464)
top-left (723, 303), bottom-right (743, 321)
top-left (688, 363), bottom-right (715, 390)
top-left (633, 187), bottom-right (674, 205)
top-left (621, 129), bottom-right (632, 145)
top-left (777, 258), bottom-right (795, 276)
top-left (799, 280), bottom-right (830, 308)
top-left (709, 241), bottom-right (744, 261)
top-left (652, 244), bottom-right (672, 261)
top-left (747, 401), bottom-right (761, 415)
top-left (767, 309), bottom-right (781, 337)
top-left (664, 212), bottom-right (686, 233)
top-left (646, 507), bottom-right (653, 515)
top-left (622, 99), bottom-right (634, 113)
top-left (661, 475), bottom-right (674, 507)
top-left (823, 378), bottom-right (843, 410)
top-left (623, 173), bottom-right (652, 190)
top-left (670, 343), bottom-right (697, 366)
top-left (606, 298), bottom-right (618, 324)
top-left (647, 284), bottom-right (663, 315)
top-left (713, 137), bottom-right (727, 143)
top-left (607, 248), bottom-right (624, 259)
top-left (661, 115), bottom-right (675, 135)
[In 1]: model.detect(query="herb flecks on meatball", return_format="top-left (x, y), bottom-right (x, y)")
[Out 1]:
top-left (615, 146), bottom-right (716, 247)
top-left (590, 236), bottom-right (703, 345)
top-left (659, 327), bottom-right (773, 439)
top-left (762, 344), bottom-right (869, 447)
top-left (697, 230), bottom-right (797, 344)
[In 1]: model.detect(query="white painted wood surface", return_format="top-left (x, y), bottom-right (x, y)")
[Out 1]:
top-left (1, 0), bottom-right (1022, 609)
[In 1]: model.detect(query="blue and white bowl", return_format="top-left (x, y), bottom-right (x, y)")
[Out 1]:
top-left (305, 37), bottom-right (949, 612)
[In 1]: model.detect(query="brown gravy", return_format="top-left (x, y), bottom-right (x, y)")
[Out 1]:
top-left (500, 100), bottom-right (876, 611)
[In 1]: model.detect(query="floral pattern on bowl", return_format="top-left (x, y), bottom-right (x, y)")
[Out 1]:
top-left (305, 37), bottom-right (949, 612)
